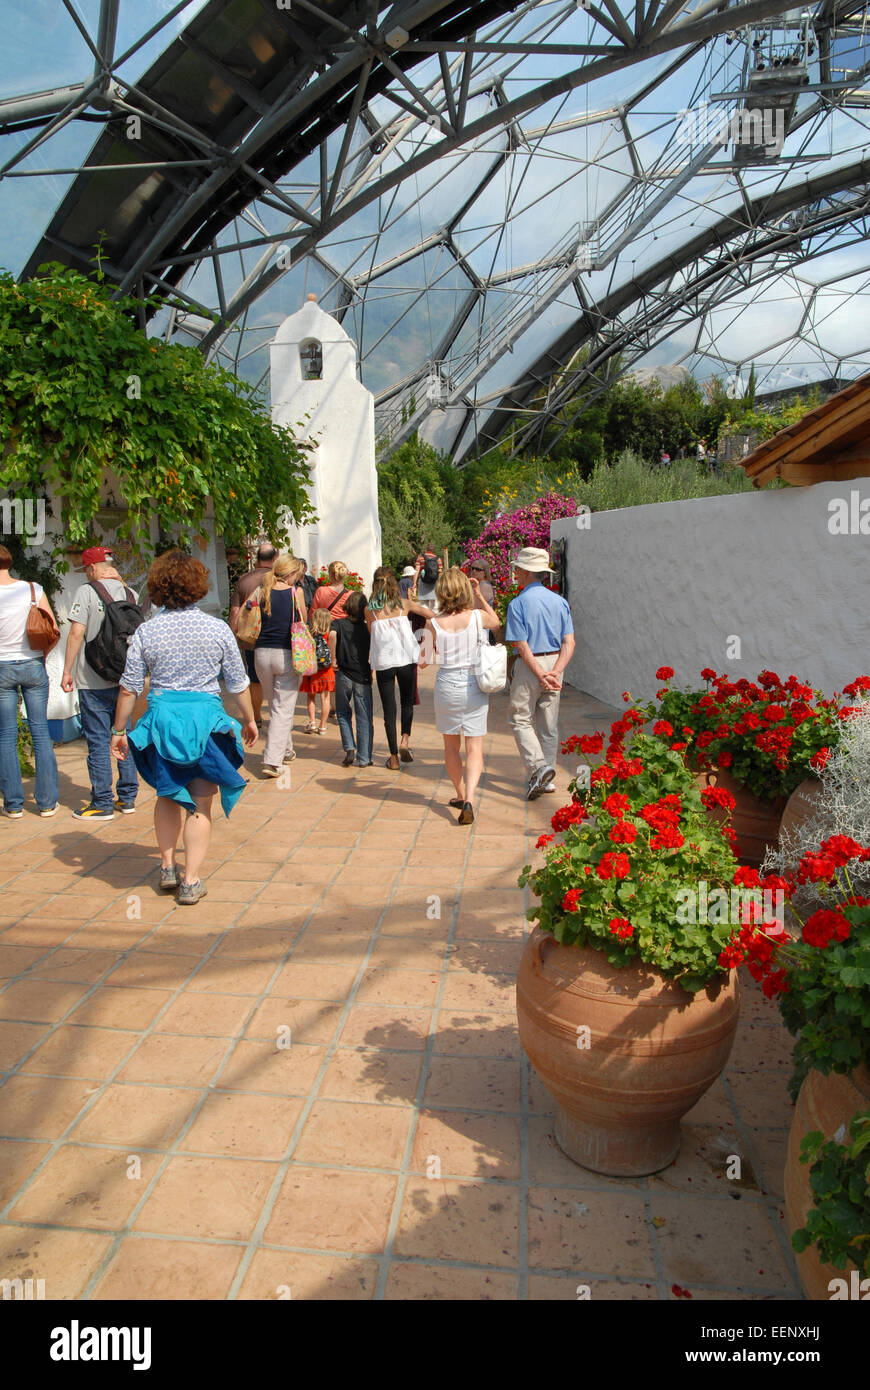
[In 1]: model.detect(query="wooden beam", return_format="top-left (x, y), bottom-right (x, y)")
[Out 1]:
top-left (739, 377), bottom-right (870, 477)
top-left (777, 458), bottom-right (870, 484)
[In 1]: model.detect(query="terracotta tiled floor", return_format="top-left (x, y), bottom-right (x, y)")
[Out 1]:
top-left (0, 673), bottom-right (802, 1300)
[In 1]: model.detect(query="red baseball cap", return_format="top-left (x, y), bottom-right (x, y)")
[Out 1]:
top-left (77, 546), bottom-right (113, 569)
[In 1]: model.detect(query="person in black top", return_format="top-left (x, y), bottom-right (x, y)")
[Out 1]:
top-left (254, 556), bottom-right (307, 775)
top-left (328, 590), bottom-right (373, 768)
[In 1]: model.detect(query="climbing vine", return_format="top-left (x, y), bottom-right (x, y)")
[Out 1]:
top-left (0, 264), bottom-right (314, 552)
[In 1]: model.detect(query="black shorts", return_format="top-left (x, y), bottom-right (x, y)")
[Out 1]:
top-left (244, 649), bottom-right (260, 685)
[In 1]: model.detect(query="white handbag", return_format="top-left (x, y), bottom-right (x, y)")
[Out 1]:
top-left (474, 611), bottom-right (507, 693)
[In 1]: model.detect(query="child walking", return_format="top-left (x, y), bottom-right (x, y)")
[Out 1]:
top-left (329, 590), bottom-right (373, 767)
top-left (302, 607), bottom-right (335, 733)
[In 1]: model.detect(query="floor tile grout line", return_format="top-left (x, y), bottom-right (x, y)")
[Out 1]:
top-left (0, 752), bottom-right (393, 1240)
top-left (73, 762), bottom-right (427, 1300)
top-left (61, 725), bottom-right (451, 1295)
top-left (719, 1071), bottom-right (804, 1297)
top-left (370, 733), bottom-right (490, 1302)
top-left (1, 730), bottom-right (417, 1101)
top-left (221, 750), bottom-right (465, 1301)
top-left (0, 1212), bottom-right (798, 1294)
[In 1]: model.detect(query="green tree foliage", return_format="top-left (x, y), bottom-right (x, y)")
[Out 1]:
top-left (376, 436), bottom-right (462, 570)
top-left (0, 264), bottom-right (314, 555)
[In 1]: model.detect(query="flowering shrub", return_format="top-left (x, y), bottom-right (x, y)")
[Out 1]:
top-left (463, 491), bottom-right (577, 591)
top-left (651, 667), bottom-right (869, 801)
top-left (519, 712), bottom-right (740, 993)
top-left (716, 837), bottom-right (870, 1096)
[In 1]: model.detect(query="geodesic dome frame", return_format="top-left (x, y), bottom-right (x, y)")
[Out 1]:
top-left (4, 0), bottom-right (870, 464)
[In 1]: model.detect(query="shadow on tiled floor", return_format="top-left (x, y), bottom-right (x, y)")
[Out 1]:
top-left (0, 675), bottom-right (802, 1300)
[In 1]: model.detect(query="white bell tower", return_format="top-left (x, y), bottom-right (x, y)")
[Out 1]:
top-left (270, 294), bottom-right (382, 586)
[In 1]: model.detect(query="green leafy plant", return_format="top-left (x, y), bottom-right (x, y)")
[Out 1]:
top-left (519, 711), bottom-right (739, 993)
top-left (792, 1110), bottom-right (870, 1276)
top-left (0, 264), bottom-right (314, 554)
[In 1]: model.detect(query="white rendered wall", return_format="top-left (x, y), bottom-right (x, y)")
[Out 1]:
top-left (270, 301), bottom-right (382, 585)
top-left (551, 479), bottom-right (870, 706)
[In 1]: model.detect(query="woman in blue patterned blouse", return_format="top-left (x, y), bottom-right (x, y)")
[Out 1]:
top-left (109, 551), bottom-right (257, 906)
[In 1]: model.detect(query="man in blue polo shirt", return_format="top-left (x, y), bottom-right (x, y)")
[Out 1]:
top-left (505, 547), bottom-right (575, 800)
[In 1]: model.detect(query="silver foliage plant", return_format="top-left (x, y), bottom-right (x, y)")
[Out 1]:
top-left (760, 701), bottom-right (870, 915)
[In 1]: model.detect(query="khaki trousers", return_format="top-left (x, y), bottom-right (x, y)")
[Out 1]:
top-left (254, 648), bottom-right (300, 766)
top-left (508, 653), bottom-right (561, 778)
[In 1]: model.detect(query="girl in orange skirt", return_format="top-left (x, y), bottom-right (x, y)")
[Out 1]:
top-left (302, 608), bottom-right (335, 733)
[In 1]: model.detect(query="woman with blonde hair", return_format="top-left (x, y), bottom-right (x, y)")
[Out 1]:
top-left (310, 559), bottom-right (350, 621)
top-left (254, 554), bottom-right (307, 775)
top-left (367, 565), bottom-right (431, 770)
top-left (421, 566), bottom-right (500, 825)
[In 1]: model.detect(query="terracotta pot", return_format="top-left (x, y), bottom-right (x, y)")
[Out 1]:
top-left (516, 929), bottom-right (740, 1176)
top-left (697, 766), bottom-right (785, 867)
top-left (784, 1064), bottom-right (870, 1301)
top-left (779, 777), bottom-right (824, 843)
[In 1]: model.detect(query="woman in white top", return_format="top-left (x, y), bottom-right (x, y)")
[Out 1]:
top-left (366, 566), bottom-right (431, 771)
top-left (420, 566), bottom-right (500, 825)
top-left (0, 545), bottom-right (60, 816)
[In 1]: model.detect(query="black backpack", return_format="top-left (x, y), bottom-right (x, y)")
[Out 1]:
top-left (84, 580), bottom-right (145, 683)
top-left (421, 554), bottom-right (439, 584)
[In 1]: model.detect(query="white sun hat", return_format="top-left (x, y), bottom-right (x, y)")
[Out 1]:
top-left (513, 547), bottom-right (554, 573)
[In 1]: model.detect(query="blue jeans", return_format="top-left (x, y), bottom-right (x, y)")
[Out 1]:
top-left (335, 671), bottom-right (373, 765)
top-left (0, 658), bottom-right (59, 812)
top-left (78, 686), bottom-right (138, 809)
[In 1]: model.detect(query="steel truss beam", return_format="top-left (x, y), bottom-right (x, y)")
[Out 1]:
top-left (461, 158), bottom-right (870, 463)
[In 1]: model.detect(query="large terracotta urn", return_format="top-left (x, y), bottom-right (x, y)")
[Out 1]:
top-left (779, 777), bottom-right (824, 843)
top-left (784, 1064), bottom-right (870, 1301)
top-left (697, 767), bottom-right (785, 867)
top-left (516, 929), bottom-right (740, 1177)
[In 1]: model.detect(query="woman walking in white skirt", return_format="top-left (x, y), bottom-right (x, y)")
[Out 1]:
top-left (421, 567), bottom-right (500, 826)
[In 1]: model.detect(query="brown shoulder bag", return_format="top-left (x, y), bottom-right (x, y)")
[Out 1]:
top-left (26, 583), bottom-right (60, 654)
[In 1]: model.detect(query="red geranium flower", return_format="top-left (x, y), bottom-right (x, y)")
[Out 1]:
top-left (802, 908), bottom-right (850, 948)
top-left (602, 792), bottom-right (631, 818)
top-left (579, 732), bottom-right (604, 754)
top-left (596, 851), bottom-right (631, 881)
top-left (562, 888), bottom-right (583, 913)
top-left (700, 786), bottom-right (736, 812)
top-left (656, 666), bottom-right (674, 681)
top-left (609, 821), bottom-right (638, 844)
top-left (653, 719), bottom-right (673, 737)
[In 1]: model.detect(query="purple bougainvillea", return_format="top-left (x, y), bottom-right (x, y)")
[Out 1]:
top-left (463, 492), bottom-right (578, 591)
